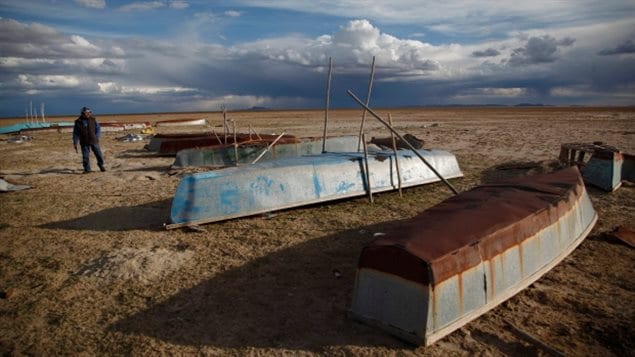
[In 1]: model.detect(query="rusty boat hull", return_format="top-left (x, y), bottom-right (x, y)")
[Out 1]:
top-left (155, 118), bottom-right (209, 127)
top-left (145, 132), bottom-right (299, 155)
top-left (349, 167), bottom-right (597, 346)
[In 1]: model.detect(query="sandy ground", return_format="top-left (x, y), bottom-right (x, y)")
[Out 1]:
top-left (0, 107), bottom-right (633, 355)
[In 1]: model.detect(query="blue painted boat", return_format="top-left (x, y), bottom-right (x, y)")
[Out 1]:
top-left (167, 149), bottom-right (463, 228)
top-left (0, 122), bottom-right (74, 135)
top-left (171, 135), bottom-right (361, 168)
top-left (349, 166), bottom-right (597, 346)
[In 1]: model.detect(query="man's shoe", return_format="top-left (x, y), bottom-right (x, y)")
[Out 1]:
top-left (99, 165), bottom-right (106, 172)
top-left (82, 170), bottom-right (92, 174)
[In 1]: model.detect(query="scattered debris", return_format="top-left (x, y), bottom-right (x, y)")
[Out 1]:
top-left (0, 178), bottom-right (31, 192)
top-left (506, 322), bottom-right (565, 357)
top-left (116, 134), bottom-right (146, 142)
top-left (612, 226), bottom-right (635, 248)
top-left (140, 127), bottom-right (155, 135)
top-left (186, 225), bottom-right (206, 233)
top-left (0, 288), bottom-right (17, 299)
top-left (6, 135), bottom-right (32, 144)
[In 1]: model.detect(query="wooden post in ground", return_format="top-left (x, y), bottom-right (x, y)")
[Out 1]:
top-left (322, 57), bottom-right (333, 153)
top-left (357, 56), bottom-right (376, 152)
top-left (223, 106), bottom-right (228, 144)
top-left (362, 133), bottom-right (374, 203)
top-left (232, 120), bottom-right (238, 165)
top-left (389, 114), bottom-right (403, 197)
top-left (347, 90), bottom-right (459, 195)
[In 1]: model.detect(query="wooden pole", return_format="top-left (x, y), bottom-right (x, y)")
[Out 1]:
top-left (357, 56), bottom-right (376, 152)
top-left (223, 106), bottom-right (228, 144)
top-left (362, 133), bottom-right (373, 203)
top-left (232, 120), bottom-right (238, 166)
top-left (252, 131), bottom-right (287, 164)
top-left (212, 128), bottom-right (221, 144)
top-left (322, 57), bottom-right (333, 153)
top-left (389, 114), bottom-right (403, 197)
top-left (347, 90), bottom-right (459, 195)
top-left (254, 129), bottom-right (262, 141)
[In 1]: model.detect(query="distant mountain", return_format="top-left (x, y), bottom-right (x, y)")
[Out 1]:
top-left (514, 103), bottom-right (547, 107)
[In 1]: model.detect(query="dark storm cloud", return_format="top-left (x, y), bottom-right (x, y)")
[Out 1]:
top-left (598, 39), bottom-right (635, 56)
top-left (471, 48), bottom-right (500, 57)
top-left (0, 18), bottom-right (90, 59)
top-left (508, 35), bottom-right (575, 66)
top-left (0, 18), bottom-right (126, 60)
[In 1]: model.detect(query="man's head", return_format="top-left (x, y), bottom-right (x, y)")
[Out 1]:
top-left (81, 107), bottom-right (92, 116)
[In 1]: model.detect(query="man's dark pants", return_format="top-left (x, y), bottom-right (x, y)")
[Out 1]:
top-left (81, 144), bottom-right (105, 172)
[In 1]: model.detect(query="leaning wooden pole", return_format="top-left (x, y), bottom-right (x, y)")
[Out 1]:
top-left (388, 113), bottom-right (403, 197)
top-left (357, 56), bottom-right (376, 152)
top-left (362, 133), bottom-right (374, 203)
top-left (322, 57), bottom-right (333, 153)
top-left (252, 131), bottom-right (287, 164)
top-left (347, 90), bottom-right (459, 195)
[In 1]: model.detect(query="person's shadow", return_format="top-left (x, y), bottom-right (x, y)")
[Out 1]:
top-left (40, 200), bottom-right (171, 231)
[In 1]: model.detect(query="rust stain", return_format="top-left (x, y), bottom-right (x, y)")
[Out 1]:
top-left (457, 272), bottom-right (464, 315)
top-left (358, 166), bottom-right (586, 287)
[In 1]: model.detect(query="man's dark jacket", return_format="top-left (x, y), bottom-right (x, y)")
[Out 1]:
top-left (73, 116), bottom-right (101, 146)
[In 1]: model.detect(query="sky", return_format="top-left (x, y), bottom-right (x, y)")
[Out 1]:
top-left (1, 0), bottom-right (634, 117)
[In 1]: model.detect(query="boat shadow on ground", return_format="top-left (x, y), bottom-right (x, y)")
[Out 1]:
top-left (109, 221), bottom-right (418, 351)
top-left (0, 168), bottom-right (80, 176)
top-left (119, 166), bottom-right (171, 172)
top-left (116, 149), bottom-right (166, 159)
top-left (40, 199), bottom-right (171, 232)
top-left (480, 159), bottom-right (563, 184)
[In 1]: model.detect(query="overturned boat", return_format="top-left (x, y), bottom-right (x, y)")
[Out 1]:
top-left (155, 118), bottom-right (209, 127)
top-left (1, 122), bottom-right (74, 135)
top-left (167, 148), bottom-right (463, 228)
top-left (349, 166), bottom-right (597, 346)
top-left (145, 132), bottom-right (299, 155)
top-left (172, 135), bottom-right (361, 168)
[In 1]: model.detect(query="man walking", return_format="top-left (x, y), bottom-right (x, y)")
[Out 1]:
top-left (73, 107), bottom-right (106, 173)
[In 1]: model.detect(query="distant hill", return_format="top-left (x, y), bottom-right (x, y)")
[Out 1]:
top-left (514, 103), bottom-right (547, 107)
